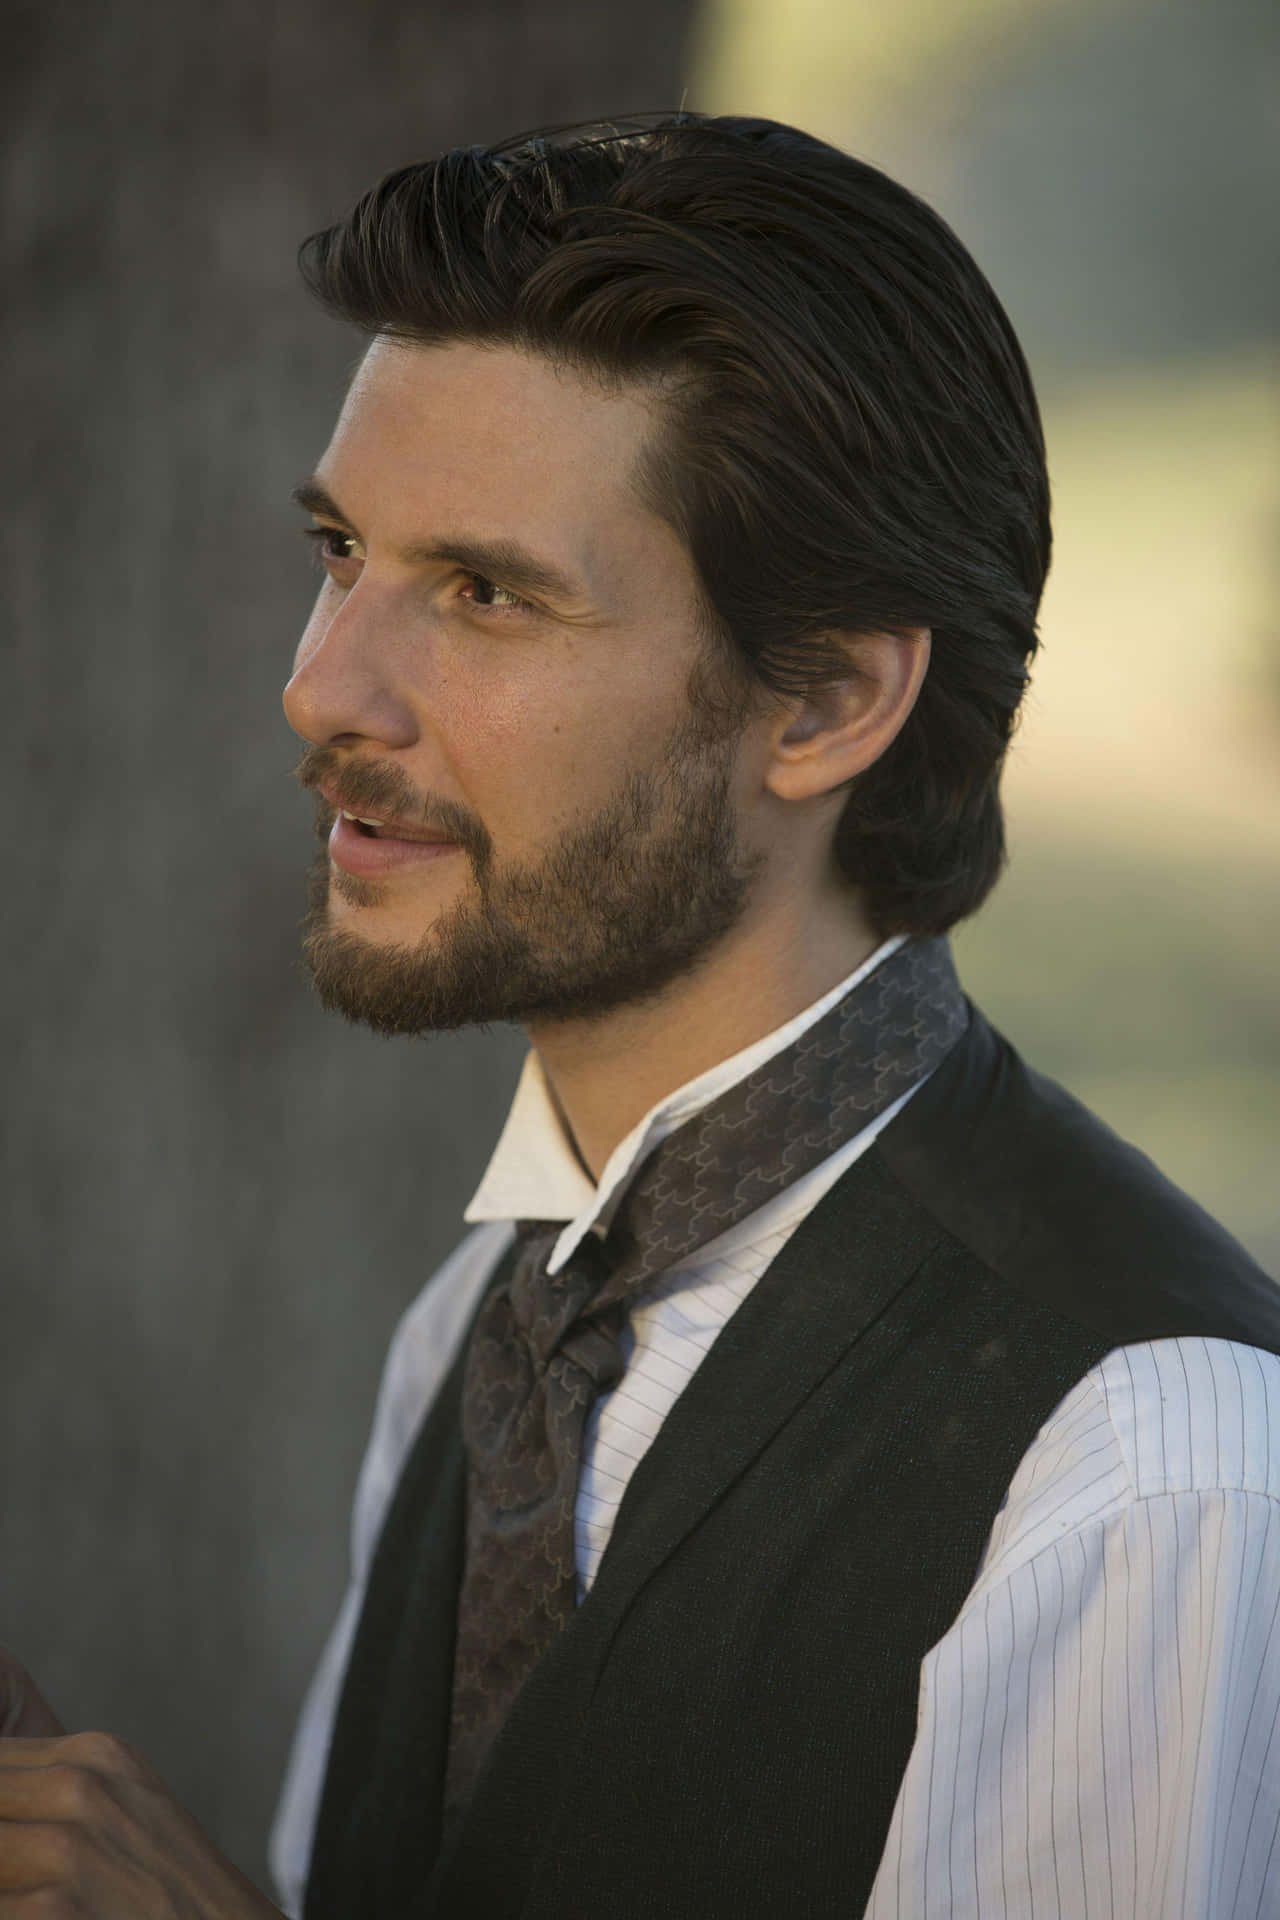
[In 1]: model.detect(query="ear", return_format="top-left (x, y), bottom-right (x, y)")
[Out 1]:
top-left (763, 628), bottom-right (931, 804)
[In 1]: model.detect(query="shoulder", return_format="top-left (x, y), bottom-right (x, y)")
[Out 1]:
top-left (966, 1333), bottom-right (1280, 1598)
top-left (875, 1003), bottom-right (1280, 1352)
top-left (1093, 1334), bottom-right (1280, 1498)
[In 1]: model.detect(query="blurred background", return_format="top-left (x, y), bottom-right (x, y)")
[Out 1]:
top-left (6, 0), bottom-right (1277, 1894)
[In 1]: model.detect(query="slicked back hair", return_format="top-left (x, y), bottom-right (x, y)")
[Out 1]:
top-left (298, 113), bottom-right (1051, 936)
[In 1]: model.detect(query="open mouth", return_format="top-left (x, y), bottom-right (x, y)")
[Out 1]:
top-left (327, 807), bottom-right (462, 877)
top-left (335, 807), bottom-right (457, 848)
top-left (341, 810), bottom-right (390, 839)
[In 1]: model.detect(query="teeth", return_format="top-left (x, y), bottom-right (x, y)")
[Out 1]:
top-left (342, 810), bottom-right (385, 827)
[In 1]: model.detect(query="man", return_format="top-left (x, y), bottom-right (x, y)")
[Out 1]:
top-left (3, 112), bottom-right (1279, 1917)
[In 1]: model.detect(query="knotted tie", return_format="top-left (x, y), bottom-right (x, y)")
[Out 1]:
top-left (444, 934), bottom-right (968, 1815)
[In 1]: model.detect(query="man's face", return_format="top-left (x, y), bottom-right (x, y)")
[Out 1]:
top-left (284, 337), bottom-right (769, 1036)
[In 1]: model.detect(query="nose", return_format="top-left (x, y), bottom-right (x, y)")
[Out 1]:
top-left (283, 583), bottom-right (419, 750)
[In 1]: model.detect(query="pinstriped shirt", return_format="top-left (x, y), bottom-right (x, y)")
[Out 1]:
top-left (270, 939), bottom-right (1280, 1917)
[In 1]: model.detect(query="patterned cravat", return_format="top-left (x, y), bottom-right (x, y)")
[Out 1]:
top-left (444, 934), bottom-right (969, 1816)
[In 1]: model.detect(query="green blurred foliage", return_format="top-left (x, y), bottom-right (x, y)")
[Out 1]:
top-left (691, 0), bottom-right (1280, 1274)
top-left (690, 0), bottom-right (1112, 139)
top-left (955, 835), bottom-right (1280, 1271)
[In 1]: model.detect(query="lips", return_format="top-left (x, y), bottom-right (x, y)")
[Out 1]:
top-left (315, 781), bottom-right (456, 845)
top-left (337, 808), bottom-right (455, 845)
top-left (327, 808), bottom-right (463, 879)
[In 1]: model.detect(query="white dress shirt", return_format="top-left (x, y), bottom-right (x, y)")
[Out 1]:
top-left (270, 938), bottom-right (1280, 1918)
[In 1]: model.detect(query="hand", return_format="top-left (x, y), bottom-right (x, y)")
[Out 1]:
top-left (0, 1648), bottom-right (282, 1918)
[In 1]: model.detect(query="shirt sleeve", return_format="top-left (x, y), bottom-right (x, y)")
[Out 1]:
top-left (864, 1338), bottom-right (1280, 1918)
top-left (267, 1220), bottom-right (514, 1920)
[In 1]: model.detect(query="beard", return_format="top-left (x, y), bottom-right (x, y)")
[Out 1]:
top-left (298, 706), bottom-right (765, 1038)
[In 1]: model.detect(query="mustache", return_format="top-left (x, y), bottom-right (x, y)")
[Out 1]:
top-left (290, 745), bottom-right (487, 855)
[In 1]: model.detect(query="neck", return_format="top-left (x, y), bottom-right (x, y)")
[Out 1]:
top-left (525, 883), bottom-right (883, 1183)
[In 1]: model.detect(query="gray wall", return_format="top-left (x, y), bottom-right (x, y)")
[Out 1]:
top-left (5, 0), bottom-right (696, 1890)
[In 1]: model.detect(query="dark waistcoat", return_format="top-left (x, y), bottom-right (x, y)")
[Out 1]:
top-left (303, 1008), bottom-right (1280, 1919)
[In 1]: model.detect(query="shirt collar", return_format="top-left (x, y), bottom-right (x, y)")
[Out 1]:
top-left (463, 934), bottom-right (908, 1274)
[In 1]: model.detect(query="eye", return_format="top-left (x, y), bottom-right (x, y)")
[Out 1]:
top-left (459, 573), bottom-right (538, 618)
top-left (300, 525), bottom-right (537, 619)
top-left (301, 525), bottom-right (360, 570)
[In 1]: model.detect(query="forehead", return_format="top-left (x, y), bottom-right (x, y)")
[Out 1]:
top-left (322, 337), bottom-right (668, 569)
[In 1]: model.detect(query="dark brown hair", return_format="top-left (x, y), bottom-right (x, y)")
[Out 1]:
top-left (298, 113), bottom-right (1051, 935)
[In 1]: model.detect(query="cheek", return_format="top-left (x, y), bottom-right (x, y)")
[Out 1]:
top-left (436, 671), bottom-right (627, 828)
top-left (429, 630), bottom-right (693, 822)
top-left (434, 637), bottom-right (588, 757)
top-left (425, 671), bottom-right (561, 830)
top-left (438, 669), bottom-right (540, 766)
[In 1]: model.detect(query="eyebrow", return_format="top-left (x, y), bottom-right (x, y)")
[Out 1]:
top-left (291, 477), bottom-right (590, 607)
